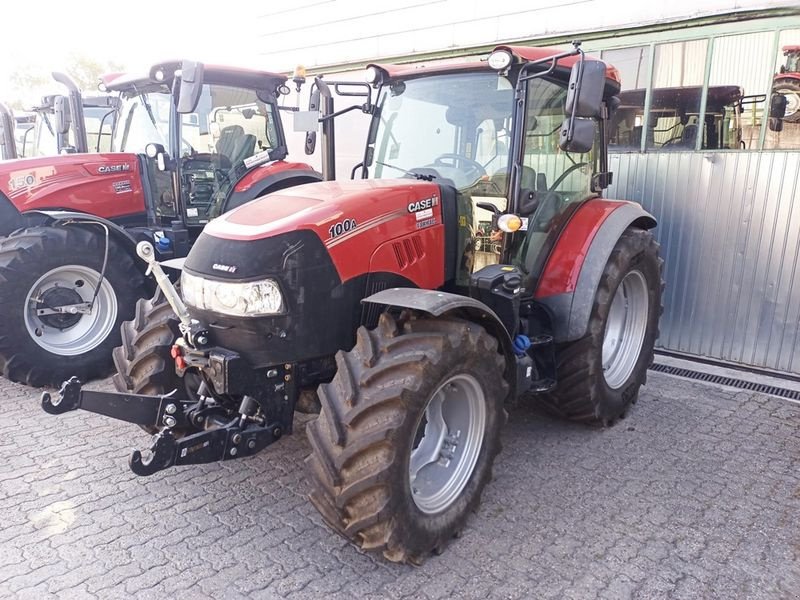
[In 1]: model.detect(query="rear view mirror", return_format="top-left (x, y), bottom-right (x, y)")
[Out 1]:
top-left (768, 92), bottom-right (787, 132)
top-left (176, 61), bottom-right (204, 114)
top-left (54, 96), bottom-right (71, 135)
top-left (565, 59), bottom-right (606, 118)
top-left (304, 87), bottom-right (321, 155)
top-left (558, 117), bottom-right (595, 153)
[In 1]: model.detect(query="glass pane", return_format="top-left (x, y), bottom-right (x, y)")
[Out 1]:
top-left (765, 29), bottom-right (800, 150)
top-left (709, 32), bottom-right (773, 150)
top-left (601, 46), bottom-right (651, 91)
top-left (645, 39), bottom-right (709, 150)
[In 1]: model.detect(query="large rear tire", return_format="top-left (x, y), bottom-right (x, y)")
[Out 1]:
top-left (0, 226), bottom-right (144, 387)
top-left (305, 313), bottom-right (508, 564)
top-left (774, 78), bottom-right (800, 123)
top-left (539, 228), bottom-right (663, 424)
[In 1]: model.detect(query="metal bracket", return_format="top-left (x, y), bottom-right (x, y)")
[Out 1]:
top-left (128, 420), bottom-right (283, 476)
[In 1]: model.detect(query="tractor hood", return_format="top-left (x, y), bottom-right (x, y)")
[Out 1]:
top-left (199, 179), bottom-right (444, 285)
top-left (0, 153), bottom-right (146, 221)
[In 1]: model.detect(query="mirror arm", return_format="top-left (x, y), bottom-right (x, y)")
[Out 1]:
top-left (563, 49), bottom-right (586, 148)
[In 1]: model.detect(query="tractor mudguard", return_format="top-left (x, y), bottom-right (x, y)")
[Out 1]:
top-left (534, 200), bottom-right (656, 343)
top-left (362, 287), bottom-right (516, 366)
top-left (224, 165), bottom-right (322, 212)
top-left (18, 209), bottom-right (141, 253)
top-left (0, 191), bottom-right (24, 236)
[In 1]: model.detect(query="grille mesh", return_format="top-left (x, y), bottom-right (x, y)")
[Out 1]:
top-left (649, 363), bottom-right (800, 401)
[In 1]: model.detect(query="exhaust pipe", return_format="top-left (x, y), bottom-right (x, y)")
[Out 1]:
top-left (0, 102), bottom-right (17, 160)
top-left (52, 72), bottom-right (88, 154)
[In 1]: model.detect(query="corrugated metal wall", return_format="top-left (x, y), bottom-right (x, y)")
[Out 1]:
top-left (608, 151), bottom-right (800, 374)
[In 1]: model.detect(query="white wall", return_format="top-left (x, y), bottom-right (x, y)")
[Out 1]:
top-left (254, 0), bottom-right (796, 72)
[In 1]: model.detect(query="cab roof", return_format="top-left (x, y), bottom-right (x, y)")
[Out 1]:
top-left (100, 62), bottom-right (287, 93)
top-left (368, 44), bottom-right (620, 88)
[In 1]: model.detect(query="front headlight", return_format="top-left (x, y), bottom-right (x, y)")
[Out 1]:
top-left (181, 271), bottom-right (283, 317)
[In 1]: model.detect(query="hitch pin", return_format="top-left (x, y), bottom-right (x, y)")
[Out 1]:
top-left (136, 241), bottom-right (193, 329)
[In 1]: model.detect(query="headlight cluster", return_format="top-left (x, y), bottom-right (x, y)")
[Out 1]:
top-left (181, 271), bottom-right (284, 317)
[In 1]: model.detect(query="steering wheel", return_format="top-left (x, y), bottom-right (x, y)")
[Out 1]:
top-left (432, 153), bottom-right (486, 180)
top-left (549, 162), bottom-right (589, 192)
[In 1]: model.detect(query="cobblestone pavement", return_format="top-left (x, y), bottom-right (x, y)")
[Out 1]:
top-left (0, 371), bottom-right (799, 599)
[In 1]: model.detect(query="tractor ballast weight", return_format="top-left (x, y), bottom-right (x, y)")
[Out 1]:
top-left (45, 44), bottom-right (663, 563)
top-left (0, 60), bottom-right (321, 387)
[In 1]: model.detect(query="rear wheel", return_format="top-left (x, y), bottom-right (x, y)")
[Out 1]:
top-left (0, 226), bottom-right (143, 387)
top-left (774, 78), bottom-right (800, 122)
top-left (539, 228), bottom-right (663, 424)
top-left (305, 313), bottom-right (508, 564)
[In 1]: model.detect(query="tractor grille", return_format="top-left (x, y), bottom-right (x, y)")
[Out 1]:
top-left (649, 362), bottom-right (800, 401)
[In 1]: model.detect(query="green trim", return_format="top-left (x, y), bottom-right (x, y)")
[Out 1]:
top-left (696, 38), bottom-right (716, 151)
top-left (301, 8), bottom-right (800, 76)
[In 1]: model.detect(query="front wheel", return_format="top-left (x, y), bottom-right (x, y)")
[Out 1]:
top-left (305, 313), bottom-right (508, 564)
top-left (0, 226), bottom-right (144, 387)
top-left (539, 227), bottom-right (663, 424)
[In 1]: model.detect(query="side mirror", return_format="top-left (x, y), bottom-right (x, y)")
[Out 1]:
top-left (54, 96), bottom-right (71, 135)
top-left (768, 92), bottom-right (788, 132)
top-left (304, 87), bottom-right (321, 155)
top-left (565, 59), bottom-right (606, 118)
top-left (559, 117), bottom-right (595, 153)
top-left (176, 61), bottom-right (204, 114)
top-left (146, 143), bottom-right (172, 172)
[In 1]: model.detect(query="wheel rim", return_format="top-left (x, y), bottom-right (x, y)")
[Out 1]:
top-left (778, 88), bottom-right (800, 117)
top-left (602, 270), bottom-right (649, 389)
top-left (24, 265), bottom-right (118, 356)
top-left (409, 373), bottom-right (486, 514)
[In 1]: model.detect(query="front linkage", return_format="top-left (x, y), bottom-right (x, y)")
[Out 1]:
top-left (41, 241), bottom-right (298, 476)
top-left (42, 358), bottom-right (296, 476)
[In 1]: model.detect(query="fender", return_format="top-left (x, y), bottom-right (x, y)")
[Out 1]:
top-left (534, 200), bottom-right (656, 343)
top-left (362, 287), bottom-right (515, 374)
top-left (224, 162), bottom-right (322, 212)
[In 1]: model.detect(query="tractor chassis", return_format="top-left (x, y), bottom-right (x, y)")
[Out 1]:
top-left (41, 350), bottom-right (298, 476)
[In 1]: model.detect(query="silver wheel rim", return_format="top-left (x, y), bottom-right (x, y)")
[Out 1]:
top-left (778, 88), bottom-right (800, 117)
top-left (409, 373), bottom-right (486, 514)
top-left (24, 265), bottom-right (118, 356)
top-left (602, 270), bottom-right (649, 390)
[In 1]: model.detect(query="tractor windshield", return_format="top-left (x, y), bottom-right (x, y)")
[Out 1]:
top-left (112, 88), bottom-right (172, 153)
top-left (368, 72), bottom-right (514, 192)
top-left (786, 51), bottom-right (800, 73)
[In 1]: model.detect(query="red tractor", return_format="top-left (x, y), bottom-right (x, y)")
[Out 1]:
top-left (774, 45), bottom-right (800, 123)
top-left (0, 61), bottom-right (320, 386)
top-left (43, 44), bottom-right (663, 563)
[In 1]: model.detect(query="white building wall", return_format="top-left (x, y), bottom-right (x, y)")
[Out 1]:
top-left (255, 0), bottom-right (797, 72)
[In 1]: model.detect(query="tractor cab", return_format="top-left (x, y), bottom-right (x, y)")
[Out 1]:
top-left (103, 62), bottom-right (298, 238)
top-left (352, 46), bottom-right (616, 291)
top-left (781, 45), bottom-right (800, 74)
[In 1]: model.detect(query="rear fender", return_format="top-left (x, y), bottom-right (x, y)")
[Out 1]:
top-left (225, 163), bottom-right (322, 212)
top-left (535, 200), bottom-right (656, 343)
top-left (362, 287), bottom-right (515, 379)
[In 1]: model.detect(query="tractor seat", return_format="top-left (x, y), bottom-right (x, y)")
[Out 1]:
top-left (680, 124), bottom-right (698, 148)
top-left (230, 134), bottom-right (257, 167)
top-left (216, 125), bottom-right (245, 163)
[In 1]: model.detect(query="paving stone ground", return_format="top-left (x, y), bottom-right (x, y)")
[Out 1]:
top-left (0, 371), bottom-right (798, 599)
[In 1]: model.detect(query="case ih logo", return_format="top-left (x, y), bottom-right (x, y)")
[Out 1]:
top-left (407, 196), bottom-right (439, 213)
top-left (212, 263), bottom-right (238, 273)
top-left (97, 164), bottom-right (131, 174)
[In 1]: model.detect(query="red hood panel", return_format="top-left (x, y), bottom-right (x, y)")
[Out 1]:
top-left (206, 179), bottom-right (445, 286)
top-left (0, 153), bottom-right (145, 219)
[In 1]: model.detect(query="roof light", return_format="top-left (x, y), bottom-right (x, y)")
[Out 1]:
top-left (97, 82), bottom-right (107, 92)
top-left (293, 65), bottom-right (306, 80)
top-left (154, 69), bottom-right (166, 82)
top-left (497, 213), bottom-right (523, 233)
top-left (365, 66), bottom-right (380, 84)
top-left (488, 50), bottom-right (513, 71)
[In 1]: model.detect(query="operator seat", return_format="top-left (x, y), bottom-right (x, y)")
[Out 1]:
top-left (216, 125), bottom-right (245, 163)
top-left (230, 134), bottom-right (257, 167)
top-left (680, 124), bottom-right (698, 148)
